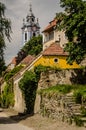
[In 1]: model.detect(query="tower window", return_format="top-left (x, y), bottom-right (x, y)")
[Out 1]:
top-left (32, 18), bottom-right (34, 22)
top-left (33, 32), bottom-right (36, 37)
top-left (25, 32), bottom-right (27, 41)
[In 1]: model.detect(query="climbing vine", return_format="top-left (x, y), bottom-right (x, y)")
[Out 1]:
top-left (19, 65), bottom-right (50, 114)
top-left (4, 65), bottom-right (23, 81)
top-left (1, 80), bottom-right (14, 108)
top-left (19, 71), bottom-right (38, 114)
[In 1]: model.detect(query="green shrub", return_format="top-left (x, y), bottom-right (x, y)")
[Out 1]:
top-left (22, 35), bottom-right (42, 56)
top-left (4, 65), bottom-right (23, 81)
top-left (73, 116), bottom-right (84, 126)
top-left (74, 90), bottom-right (82, 104)
top-left (73, 85), bottom-right (86, 104)
top-left (19, 71), bottom-right (38, 114)
top-left (38, 84), bottom-right (73, 96)
top-left (34, 65), bottom-right (50, 80)
top-left (1, 82), bottom-right (14, 108)
top-left (56, 85), bottom-right (72, 94)
top-left (81, 106), bottom-right (86, 117)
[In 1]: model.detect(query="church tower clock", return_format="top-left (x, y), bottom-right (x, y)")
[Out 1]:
top-left (21, 4), bottom-right (40, 45)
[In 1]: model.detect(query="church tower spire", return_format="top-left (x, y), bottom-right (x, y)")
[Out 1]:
top-left (21, 4), bottom-right (40, 45)
top-left (29, 3), bottom-right (32, 12)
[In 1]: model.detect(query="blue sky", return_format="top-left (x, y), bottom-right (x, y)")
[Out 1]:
top-left (0, 0), bottom-right (63, 65)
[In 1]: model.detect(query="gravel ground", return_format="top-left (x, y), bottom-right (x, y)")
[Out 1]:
top-left (3, 108), bottom-right (86, 130)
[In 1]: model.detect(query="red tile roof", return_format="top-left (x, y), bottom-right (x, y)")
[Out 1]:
top-left (21, 55), bottom-right (35, 65)
top-left (43, 43), bottom-right (68, 56)
top-left (11, 57), bottom-right (17, 65)
top-left (42, 19), bottom-right (57, 32)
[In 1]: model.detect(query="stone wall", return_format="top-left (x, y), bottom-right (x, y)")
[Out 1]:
top-left (13, 68), bottom-right (86, 113)
top-left (40, 93), bottom-right (79, 121)
top-left (38, 69), bottom-right (86, 89)
top-left (80, 58), bottom-right (86, 66)
top-left (35, 68), bottom-right (86, 114)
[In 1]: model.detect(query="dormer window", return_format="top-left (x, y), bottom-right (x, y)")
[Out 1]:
top-left (49, 31), bottom-right (54, 40)
top-left (55, 35), bottom-right (60, 42)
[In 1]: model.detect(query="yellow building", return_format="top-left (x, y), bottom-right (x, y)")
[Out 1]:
top-left (32, 43), bottom-right (79, 69)
top-left (31, 19), bottom-right (79, 69)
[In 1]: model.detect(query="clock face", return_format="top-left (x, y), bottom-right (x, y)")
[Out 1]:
top-left (32, 26), bottom-right (36, 31)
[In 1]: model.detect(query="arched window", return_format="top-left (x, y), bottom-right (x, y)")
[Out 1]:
top-left (32, 17), bottom-right (34, 22)
top-left (25, 32), bottom-right (27, 41)
top-left (33, 32), bottom-right (36, 37)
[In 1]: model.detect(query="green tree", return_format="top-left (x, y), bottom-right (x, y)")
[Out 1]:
top-left (56, 0), bottom-right (86, 64)
top-left (0, 2), bottom-right (11, 76)
top-left (22, 35), bottom-right (42, 56)
top-left (16, 35), bottom-right (42, 65)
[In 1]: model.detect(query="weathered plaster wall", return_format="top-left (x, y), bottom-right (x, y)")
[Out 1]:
top-left (14, 78), bottom-right (26, 113)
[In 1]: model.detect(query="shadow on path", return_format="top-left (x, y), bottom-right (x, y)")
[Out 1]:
top-left (9, 113), bottom-right (34, 122)
top-left (0, 114), bottom-right (16, 124)
top-left (0, 110), bottom-right (34, 124)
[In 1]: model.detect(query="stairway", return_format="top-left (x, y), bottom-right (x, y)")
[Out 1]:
top-left (63, 95), bottom-right (86, 126)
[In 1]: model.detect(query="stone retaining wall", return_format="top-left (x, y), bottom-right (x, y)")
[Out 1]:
top-left (38, 69), bottom-right (86, 89)
top-left (35, 68), bottom-right (86, 116)
top-left (40, 93), bottom-right (81, 122)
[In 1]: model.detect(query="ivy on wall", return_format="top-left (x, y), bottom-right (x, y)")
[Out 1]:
top-left (4, 65), bottom-right (23, 81)
top-left (1, 65), bottom-right (24, 108)
top-left (19, 71), bottom-right (38, 114)
top-left (1, 81), bottom-right (14, 108)
top-left (19, 65), bottom-right (50, 114)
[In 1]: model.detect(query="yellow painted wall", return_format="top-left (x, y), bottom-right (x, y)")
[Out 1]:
top-left (33, 55), bottom-right (79, 69)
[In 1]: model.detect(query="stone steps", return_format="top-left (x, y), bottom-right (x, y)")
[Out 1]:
top-left (63, 96), bottom-right (83, 118)
top-left (63, 97), bottom-right (75, 103)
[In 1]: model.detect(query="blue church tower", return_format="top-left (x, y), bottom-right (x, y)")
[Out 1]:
top-left (21, 4), bottom-right (40, 45)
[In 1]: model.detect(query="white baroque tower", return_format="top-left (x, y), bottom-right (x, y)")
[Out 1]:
top-left (21, 4), bottom-right (40, 45)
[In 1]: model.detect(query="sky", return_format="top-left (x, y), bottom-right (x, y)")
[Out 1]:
top-left (0, 0), bottom-right (63, 65)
